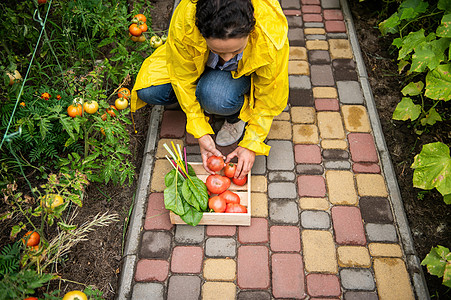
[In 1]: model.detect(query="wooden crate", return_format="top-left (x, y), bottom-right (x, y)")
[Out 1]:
top-left (169, 163), bottom-right (251, 226)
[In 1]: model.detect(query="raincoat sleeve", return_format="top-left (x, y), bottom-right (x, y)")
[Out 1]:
top-left (166, 36), bottom-right (214, 139)
top-left (238, 39), bottom-right (289, 156)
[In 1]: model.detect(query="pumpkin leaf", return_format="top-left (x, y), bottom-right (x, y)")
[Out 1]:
top-left (420, 108), bottom-right (442, 126)
top-left (437, 13), bottom-right (451, 38)
top-left (379, 13), bottom-right (400, 35)
top-left (425, 63), bottom-right (451, 100)
top-left (392, 97), bottom-right (421, 121)
top-left (398, 29), bottom-right (426, 60)
top-left (401, 81), bottom-right (424, 96)
top-left (421, 245), bottom-right (451, 288)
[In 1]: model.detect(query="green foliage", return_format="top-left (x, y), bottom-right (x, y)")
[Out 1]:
top-left (0, 242), bottom-right (21, 279)
top-left (421, 245), bottom-right (451, 288)
top-left (411, 142), bottom-right (451, 204)
top-left (0, 269), bottom-right (55, 300)
top-left (84, 285), bottom-right (105, 300)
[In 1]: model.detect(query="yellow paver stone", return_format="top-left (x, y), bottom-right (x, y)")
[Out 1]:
top-left (274, 111), bottom-right (290, 121)
top-left (299, 197), bottom-right (329, 210)
top-left (156, 139), bottom-right (184, 158)
top-left (313, 87), bottom-right (337, 99)
top-left (291, 107), bottom-right (316, 124)
top-left (369, 243), bottom-right (403, 257)
top-left (251, 176), bottom-right (267, 193)
top-left (321, 139), bottom-right (348, 150)
top-left (317, 112), bottom-right (345, 139)
top-left (150, 159), bottom-right (173, 192)
top-left (202, 282), bottom-right (236, 300)
top-left (293, 124), bottom-right (319, 144)
top-left (329, 39), bottom-right (353, 60)
top-left (356, 174), bottom-right (388, 197)
top-left (203, 259), bottom-right (236, 281)
top-left (288, 61), bottom-right (310, 75)
top-left (326, 170), bottom-right (358, 205)
top-left (302, 230), bottom-right (338, 273)
top-left (267, 120), bottom-right (292, 140)
top-left (341, 105), bottom-right (371, 132)
top-left (304, 28), bottom-right (326, 35)
top-left (251, 193), bottom-right (268, 217)
top-left (306, 40), bottom-right (329, 50)
top-left (289, 47), bottom-right (308, 60)
top-left (373, 258), bottom-right (415, 300)
top-left (337, 246), bottom-right (371, 267)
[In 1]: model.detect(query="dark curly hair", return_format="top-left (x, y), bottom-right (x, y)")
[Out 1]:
top-left (195, 0), bottom-right (255, 39)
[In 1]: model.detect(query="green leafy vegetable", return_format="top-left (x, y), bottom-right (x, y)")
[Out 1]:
top-left (421, 245), bottom-right (451, 287)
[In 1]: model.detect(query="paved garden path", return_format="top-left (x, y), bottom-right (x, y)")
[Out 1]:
top-left (117, 0), bottom-right (429, 299)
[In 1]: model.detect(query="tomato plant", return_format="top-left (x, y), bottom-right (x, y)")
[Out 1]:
top-left (208, 196), bottom-right (226, 213)
top-left (225, 203), bottom-right (247, 213)
top-left (219, 190), bottom-right (240, 204)
top-left (223, 163), bottom-right (236, 178)
top-left (134, 13), bottom-right (147, 23)
top-left (62, 291), bottom-right (88, 300)
top-left (232, 175), bottom-right (247, 186)
top-left (67, 103), bottom-right (83, 118)
top-left (129, 24), bottom-right (142, 36)
top-left (115, 98), bottom-right (128, 110)
top-left (207, 156), bottom-right (224, 172)
top-left (83, 100), bottom-right (99, 114)
top-left (118, 87), bottom-right (131, 99)
top-left (205, 174), bottom-right (230, 194)
top-left (41, 194), bottom-right (64, 209)
top-left (107, 105), bottom-right (117, 117)
top-left (22, 231), bottom-right (40, 246)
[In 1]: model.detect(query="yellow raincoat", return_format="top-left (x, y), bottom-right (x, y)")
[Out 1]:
top-left (131, 0), bottom-right (289, 156)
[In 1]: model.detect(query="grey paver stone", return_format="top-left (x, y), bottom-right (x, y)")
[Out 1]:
top-left (311, 64), bottom-right (335, 86)
top-left (187, 154), bottom-right (202, 162)
top-left (175, 225), bottom-right (205, 244)
top-left (296, 164), bottom-right (324, 175)
top-left (252, 155), bottom-right (266, 175)
top-left (322, 0), bottom-right (341, 9)
top-left (268, 182), bottom-right (297, 199)
top-left (267, 141), bottom-right (295, 171)
top-left (344, 291), bottom-right (379, 300)
top-left (340, 269), bottom-right (375, 290)
top-left (289, 75), bottom-right (311, 89)
top-left (365, 223), bottom-right (398, 242)
top-left (281, 0), bottom-right (301, 9)
top-left (132, 282), bottom-right (164, 300)
top-left (238, 291), bottom-right (271, 300)
top-left (323, 149), bottom-right (349, 160)
top-left (289, 88), bottom-right (314, 106)
top-left (324, 160), bottom-right (351, 169)
top-left (205, 237), bottom-right (237, 257)
top-left (309, 50), bottom-right (331, 64)
top-left (286, 15), bottom-right (303, 28)
top-left (337, 81), bottom-right (364, 104)
top-left (167, 275), bottom-right (201, 300)
top-left (301, 210), bottom-right (331, 229)
top-left (270, 200), bottom-right (299, 224)
top-left (359, 197), bottom-right (394, 223)
top-left (269, 171), bottom-right (296, 182)
top-left (140, 231), bottom-right (172, 259)
top-left (304, 22), bottom-right (325, 28)
top-left (327, 33), bottom-right (348, 39)
top-left (288, 28), bottom-right (305, 46)
top-left (306, 34), bottom-right (327, 40)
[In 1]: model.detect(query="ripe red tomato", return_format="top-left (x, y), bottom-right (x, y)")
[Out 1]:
top-left (38, 0), bottom-right (47, 4)
top-left (24, 297), bottom-right (38, 300)
top-left (207, 156), bottom-right (224, 172)
top-left (223, 163), bottom-right (237, 178)
top-left (134, 13), bottom-right (147, 23)
top-left (232, 175), bottom-right (247, 186)
top-left (225, 203), bottom-right (247, 213)
top-left (22, 231), bottom-right (40, 246)
top-left (67, 103), bottom-right (83, 118)
top-left (205, 174), bottom-right (230, 194)
top-left (208, 196), bottom-right (226, 213)
top-left (118, 87), bottom-right (131, 99)
top-left (129, 24), bottom-right (142, 36)
top-left (138, 23), bottom-right (148, 32)
top-left (107, 105), bottom-right (117, 117)
top-left (219, 190), bottom-right (240, 204)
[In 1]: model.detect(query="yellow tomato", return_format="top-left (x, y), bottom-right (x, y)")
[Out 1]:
top-left (150, 35), bottom-right (163, 49)
top-left (6, 70), bottom-right (22, 85)
top-left (83, 100), bottom-right (99, 114)
top-left (62, 291), bottom-right (88, 300)
top-left (41, 194), bottom-right (64, 209)
top-left (115, 98), bottom-right (129, 110)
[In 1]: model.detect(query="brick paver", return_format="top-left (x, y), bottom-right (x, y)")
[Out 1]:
top-left (128, 1), bottom-right (420, 299)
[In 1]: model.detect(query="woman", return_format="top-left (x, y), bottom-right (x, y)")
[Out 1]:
top-left (131, 0), bottom-right (289, 179)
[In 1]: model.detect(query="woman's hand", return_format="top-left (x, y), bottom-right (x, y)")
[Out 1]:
top-left (225, 146), bottom-right (255, 179)
top-left (198, 135), bottom-right (224, 174)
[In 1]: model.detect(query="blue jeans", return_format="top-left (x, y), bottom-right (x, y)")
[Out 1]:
top-left (136, 68), bottom-right (251, 122)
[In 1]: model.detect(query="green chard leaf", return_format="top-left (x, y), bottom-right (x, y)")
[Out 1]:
top-left (425, 63), bottom-right (451, 100)
top-left (180, 201), bottom-right (203, 226)
top-left (182, 179), bottom-right (201, 211)
top-left (164, 177), bottom-right (185, 216)
top-left (392, 97), bottom-right (421, 121)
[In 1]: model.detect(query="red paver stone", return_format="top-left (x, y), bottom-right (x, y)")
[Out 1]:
top-left (302, 5), bottom-right (321, 14)
top-left (237, 246), bottom-right (270, 289)
top-left (331, 206), bottom-right (366, 245)
top-left (238, 218), bottom-right (268, 244)
top-left (171, 246), bottom-right (203, 273)
top-left (348, 133), bottom-right (379, 163)
top-left (298, 175), bottom-right (326, 197)
top-left (135, 259), bottom-right (169, 282)
top-left (283, 9), bottom-right (302, 16)
top-left (270, 226), bottom-right (301, 252)
top-left (307, 274), bottom-right (341, 297)
top-left (295, 144), bottom-right (322, 164)
top-left (315, 99), bottom-right (340, 111)
top-left (272, 253), bottom-right (306, 299)
top-left (325, 20), bottom-right (346, 33)
top-left (323, 9), bottom-right (344, 20)
top-left (144, 193), bottom-right (173, 230)
top-left (303, 13), bottom-right (323, 22)
top-left (206, 225), bottom-right (236, 236)
top-left (352, 163), bottom-right (381, 174)
top-left (302, 0), bottom-right (320, 5)
top-left (160, 110), bottom-right (186, 138)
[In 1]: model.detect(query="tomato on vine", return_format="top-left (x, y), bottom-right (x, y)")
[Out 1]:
top-left (150, 35), bottom-right (163, 49)
top-left (134, 13), bottom-right (146, 23)
top-left (115, 98), bottom-right (128, 110)
top-left (129, 24), bottom-right (142, 36)
top-left (67, 103), bottom-right (83, 118)
top-left (83, 100), bottom-right (99, 114)
top-left (62, 291), bottom-right (88, 300)
top-left (107, 105), bottom-right (117, 117)
top-left (138, 23), bottom-right (148, 33)
top-left (118, 87), bottom-right (131, 99)
top-left (22, 231), bottom-right (40, 247)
